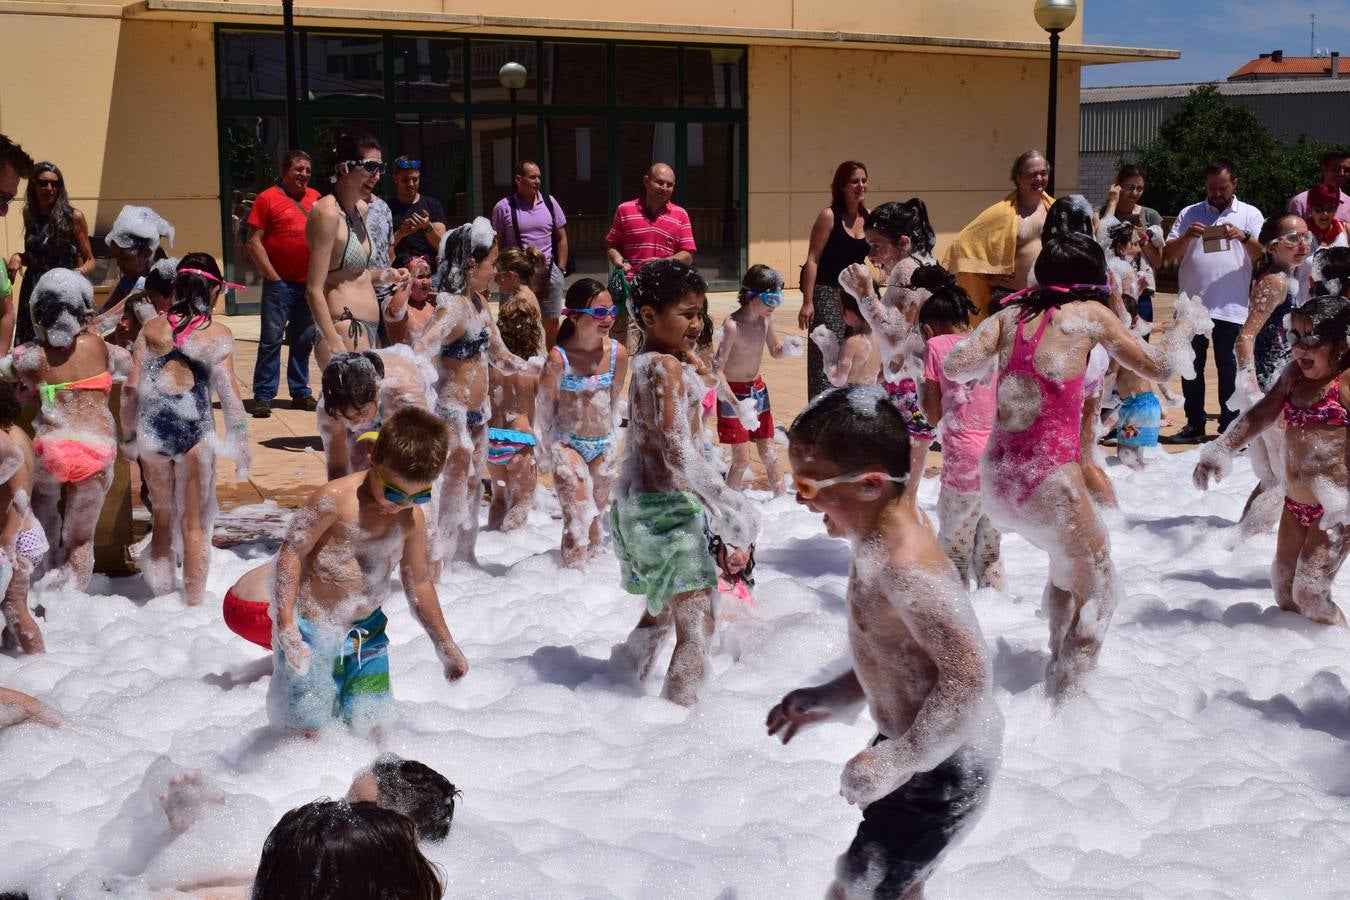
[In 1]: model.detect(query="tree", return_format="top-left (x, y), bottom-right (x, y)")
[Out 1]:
top-left (1132, 84), bottom-right (1327, 219)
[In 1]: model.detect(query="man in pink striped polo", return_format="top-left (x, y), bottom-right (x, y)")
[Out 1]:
top-left (606, 163), bottom-right (697, 278)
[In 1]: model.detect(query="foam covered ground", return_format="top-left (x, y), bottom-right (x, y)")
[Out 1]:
top-left (3, 446), bottom-right (1349, 899)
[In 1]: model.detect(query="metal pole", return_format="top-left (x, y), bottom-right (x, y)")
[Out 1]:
top-left (509, 87), bottom-right (519, 176)
top-left (282, 0), bottom-right (299, 148)
top-left (1046, 29), bottom-right (1060, 196)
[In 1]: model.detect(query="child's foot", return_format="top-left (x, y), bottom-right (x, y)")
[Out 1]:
top-left (159, 770), bottom-right (225, 836)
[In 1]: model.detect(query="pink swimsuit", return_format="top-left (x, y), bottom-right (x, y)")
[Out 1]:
top-left (986, 307), bottom-right (1085, 507)
top-left (1280, 373), bottom-right (1347, 526)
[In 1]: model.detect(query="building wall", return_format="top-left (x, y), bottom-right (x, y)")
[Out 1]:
top-left (747, 45), bottom-right (1081, 276)
top-left (1078, 151), bottom-right (1120, 207)
top-left (0, 14), bottom-right (221, 269)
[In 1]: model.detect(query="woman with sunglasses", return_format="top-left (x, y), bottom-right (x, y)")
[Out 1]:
top-left (6, 162), bottom-right (95, 352)
top-left (306, 132), bottom-right (409, 366)
top-left (943, 234), bottom-right (1212, 701)
top-left (536, 278), bottom-right (628, 568)
top-left (120, 253), bottom-right (250, 607)
top-left (1195, 293), bottom-right (1350, 624)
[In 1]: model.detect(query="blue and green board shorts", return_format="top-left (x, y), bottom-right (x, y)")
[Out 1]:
top-left (269, 607), bottom-right (391, 730)
top-left (611, 490), bottom-right (718, 615)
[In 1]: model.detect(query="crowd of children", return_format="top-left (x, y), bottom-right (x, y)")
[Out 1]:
top-left (2, 175), bottom-right (1348, 898)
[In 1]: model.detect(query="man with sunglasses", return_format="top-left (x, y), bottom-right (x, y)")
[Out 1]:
top-left (1287, 148), bottom-right (1350, 225)
top-left (247, 149), bottom-right (320, 417)
top-left (0, 134), bottom-right (35, 339)
top-left (388, 156), bottom-right (446, 262)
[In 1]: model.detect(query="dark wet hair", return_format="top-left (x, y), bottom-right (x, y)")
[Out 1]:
top-left (1106, 220), bottom-right (1137, 253)
top-left (737, 264), bottom-right (783, 305)
top-left (789, 385), bottom-right (911, 484)
top-left (1290, 294), bottom-right (1350, 372)
top-left (144, 265), bottom-right (176, 298)
top-left (830, 160), bottom-right (868, 213)
top-left (914, 264), bottom-right (977, 330)
top-left (630, 259), bottom-right (706, 330)
top-left (373, 407), bottom-right (450, 484)
top-left (707, 532), bottom-right (756, 588)
top-left (322, 351), bottom-right (384, 418)
top-left (371, 756), bottom-right (461, 843)
top-left (23, 162), bottom-right (75, 251)
top-left (437, 220), bottom-right (497, 295)
top-left (251, 800), bottom-right (443, 900)
top-left (169, 252), bottom-right (220, 337)
top-left (1311, 245), bottom-right (1350, 296)
top-left (839, 289), bottom-right (870, 334)
top-left (0, 380), bottom-right (20, 430)
top-left (30, 269), bottom-right (93, 342)
top-left (1041, 195), bottom-right (1096, 243)
top-left (325, 130), bottom-right (381, 171)
top-left (556, 277), bottom-right (608, 345)
top-left (864, 200), bottom-right (936, 256)
top-left (0, 133), bottom-right (34, 180)
top-left (1008, 234), bottom-right (1112, 315)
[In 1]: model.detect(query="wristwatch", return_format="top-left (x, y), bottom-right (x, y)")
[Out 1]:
top-left (1242, 229), bottom-right (1252, 242)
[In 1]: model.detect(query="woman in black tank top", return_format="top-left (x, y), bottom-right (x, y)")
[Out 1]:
top-left (800, 161), bottom-right (869, 398)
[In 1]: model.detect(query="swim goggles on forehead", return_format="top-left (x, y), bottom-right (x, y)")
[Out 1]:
top-left (745, 290), bottom-right (784, 307)
top-left (570, 305), bottom-right (619, 319)
top-left (177, 267), bottom-right (245, 289)
top-left (998, 282), bottom-right (1112, 305)
top-left (793, 470), bottom-right (908, 499)
top-left (379, 474), bottom-right (432, 506)
top-left (395, 159), bottom-right (421, 170)
top-left (342, 159), bottom-right (388, 176)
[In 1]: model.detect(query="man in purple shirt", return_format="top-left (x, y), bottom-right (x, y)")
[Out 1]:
top-left (1288, 148), bottom-right (1350, 225)
top-left (492, 160), bottom-right (569, 346)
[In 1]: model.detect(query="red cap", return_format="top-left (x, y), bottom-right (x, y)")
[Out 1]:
top-left (1309, 182), bottom-right (1341, 209)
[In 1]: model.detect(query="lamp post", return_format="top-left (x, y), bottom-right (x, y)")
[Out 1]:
top-left (1034, 0), bottom-right (1077, 196)
top-left (498, 61), bottom-right (528, 176)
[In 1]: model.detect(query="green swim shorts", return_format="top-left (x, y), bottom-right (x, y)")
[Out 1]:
top-left (611, 490), bottom-right (717, 614)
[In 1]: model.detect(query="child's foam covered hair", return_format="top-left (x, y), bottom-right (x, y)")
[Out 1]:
top-left (321, 350), bottom-right (385, 417)
top-left (105, 205), bottom-right (175, 255)
top-left (789, 384), bottom-right (912, 483)
top-left (30, 268), bottom-right (93, 347)
top-left (370, 754), bottom-right (461, 843)
top-left (1013, 234), bottom-right (1112, 315)
top-left (1040, 194), bottom-right (1096, 243)
top-left (630, 258), bottom-right (706, 327)
top-left (437, 218), bottom-right (497, 295)
top-left (145, 257), bottom-right (180, 296)
top-left (1293, 293), bottom-right (1350, 372)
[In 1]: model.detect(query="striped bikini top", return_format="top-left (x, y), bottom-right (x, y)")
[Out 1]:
top-left (557, 339), bottom-right (617, 392)
top-left (1284, 374), bottom-right (1348, 428)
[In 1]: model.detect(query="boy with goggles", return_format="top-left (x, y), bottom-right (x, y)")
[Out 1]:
top-left (711, 265), bottom-right (803, 496)
top-left (267, 406), bottom-right (468, 737)
top-left (771, 385), bottom-right (1001, 900)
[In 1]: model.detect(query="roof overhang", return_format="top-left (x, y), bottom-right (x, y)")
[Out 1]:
top-left (98, 0), bottom-right (1178, 65)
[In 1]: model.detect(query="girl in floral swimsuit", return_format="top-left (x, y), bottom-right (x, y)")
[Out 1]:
top-left (1195, 293), bottom-right (1350, 625)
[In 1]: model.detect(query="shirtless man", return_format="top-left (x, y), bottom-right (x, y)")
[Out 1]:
top-left (712, 264), bottom-right (803, 495)
top-left (771, 385), bottom-right (1001, 899)
top-left (305, 131), bottom-right (409, 367)
top-left (269, 407), bottom-right (468, 737)
top-left (1001, 151), bottom-right (1051, 293)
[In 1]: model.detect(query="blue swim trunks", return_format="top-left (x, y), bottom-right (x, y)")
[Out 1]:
top-left (268, 607), bottom-right (391, 731)
top-left (1117, 391), bottom-right (1161, 448)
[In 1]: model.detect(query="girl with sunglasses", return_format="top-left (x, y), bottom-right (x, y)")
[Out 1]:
top-left (306, 131), bottom-right (409, 367)
top-left (120, 253), bottom-right (250, 606)
top-left (712, 264), bottom-right (800, 497)
top-left (1195, 293), bottom-right (1350, 625)
top-left (1224, 215), bottom-right (1313, 539)
top-left (943, 234), bottom-right (1213, 701)
top-left (536, 278), bottom-right (628, 568)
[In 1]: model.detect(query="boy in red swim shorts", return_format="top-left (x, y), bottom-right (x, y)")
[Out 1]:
top-left (712, 265), bottom-right (802, 496)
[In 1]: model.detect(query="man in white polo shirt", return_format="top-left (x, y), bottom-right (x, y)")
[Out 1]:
top-left (1160, 159), bottom-right (1264, 443)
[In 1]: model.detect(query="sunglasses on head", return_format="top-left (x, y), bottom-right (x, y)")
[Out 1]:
top-left (793, 469), bottom-right (908, 499)
top-left (746, 290), bottom-right (784, 307)
top-left (1287, 328), bottom-right (1329, 349)
top-left (343, 159), bottom-right (388, 176)
top-left (571, 305), bottom-right (619, 319)
top-left (380, 474), bottom-right (432, 506)
top-left (395, 159), bottom-right (421, 170)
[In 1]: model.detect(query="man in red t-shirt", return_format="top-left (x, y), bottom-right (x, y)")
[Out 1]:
top-left (606, 163), bottom-right (697, 277)
top-left (246, 150), bottom-right (320, 417)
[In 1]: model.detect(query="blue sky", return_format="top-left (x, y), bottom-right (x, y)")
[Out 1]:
top-left (1083, 0), bottom-right (1350, 86)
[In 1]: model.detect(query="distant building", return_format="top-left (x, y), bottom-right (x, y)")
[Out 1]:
top-left (1078, 77), bottom-right (1350, 211)
top-left (1229, 49), bottom-right (1344, 81)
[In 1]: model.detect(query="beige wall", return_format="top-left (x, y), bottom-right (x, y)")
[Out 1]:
top-left (0, 15), bottom-right (220, 270)
top-left (747, 44), bottom-right (1081, 276)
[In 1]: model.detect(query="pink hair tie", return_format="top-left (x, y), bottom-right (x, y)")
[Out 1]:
top-left (177, 267), bottom-right (246, 290)
top-left (998, 282), bottom-right (1111, 306)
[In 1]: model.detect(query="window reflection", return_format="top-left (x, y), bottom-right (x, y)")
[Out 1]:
top-left (307, 34), bottom-right (384, 100)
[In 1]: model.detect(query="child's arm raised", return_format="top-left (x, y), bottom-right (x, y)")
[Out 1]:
top-left (840, 572), bottom-right (993, 807)
top-left (812, 327), bottom-right (857, 388)
top-left (1193, 363), bottom-right (1294, 490)
top-left (839, 264), bottom-right (909, 344)
top-left (766, 670), bottom-right (866, 744)
top-left (399, 506), bottom-right (468, 682)
top-left (272, 493), bottom-right (339, 674)
top-left (383, 275), bottom-right (411, 328)
top-left (942, 310), bottom-right (1006, 384)
top-left (209, 326), bottom-right (251, 481)
top-left (1232, 273), bottom-right (1287, 407)
top-left (1092, 292), bottom-right (1213, 383)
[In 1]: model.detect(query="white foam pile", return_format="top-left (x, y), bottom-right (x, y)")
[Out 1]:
top-left (2, 446), bottom-right (1347, 897)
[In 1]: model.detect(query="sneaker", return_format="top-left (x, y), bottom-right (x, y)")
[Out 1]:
top-left (291, 395), bottom-right (318, 412)
top-left (1159, 423), bottom-right (1205, 445)
top-left (252, 400), bottom-right (273, 419)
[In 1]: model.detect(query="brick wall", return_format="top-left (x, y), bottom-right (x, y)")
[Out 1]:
top-left (1077, 151), bottom-right (1120, 209)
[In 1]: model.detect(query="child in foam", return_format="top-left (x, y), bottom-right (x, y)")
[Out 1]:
top-left (269, 407), bottom-right (468, 737)
top-left (918, 274), bottom-right (1005, 590)
top-left (711, 265), bottom-right (802, 496)
top-left (812, 288), bottom-right (879, 388)
top-left (837, 199), bottom-right (940, 507)
top-left (0, 381), bottom-right (44, 653)
top-left (316, 348), bottom-right (438, 480)
top-left (944, 234), bottom-right (1212, 700)
top-left (607, 260), bottom-right (759, 707)
top-left (104, 256), bottom-right (177, 350)
top-left (381, 252), bottom-right (436, 348)
top-left (102, 204), bottom-right (174, 314)
top-left (536, 278), bottom-right (629, 567)
top-left (417, 219), bottom-right (538, 566)
top-left (1194, 294), bottom-right (1350, 625)
top-left (1111, 294), bottom-right (1180, 471)
top-left (493, 245), bottom-right (546, 340)
top-left (771, 386), bottom-right (1002, 900)
top-left (486, 289), bottom-right (543, 532)
top-left (120, 254), bottom-right (250, 606)
top-left (11, 268), bottom-right (131, 589)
